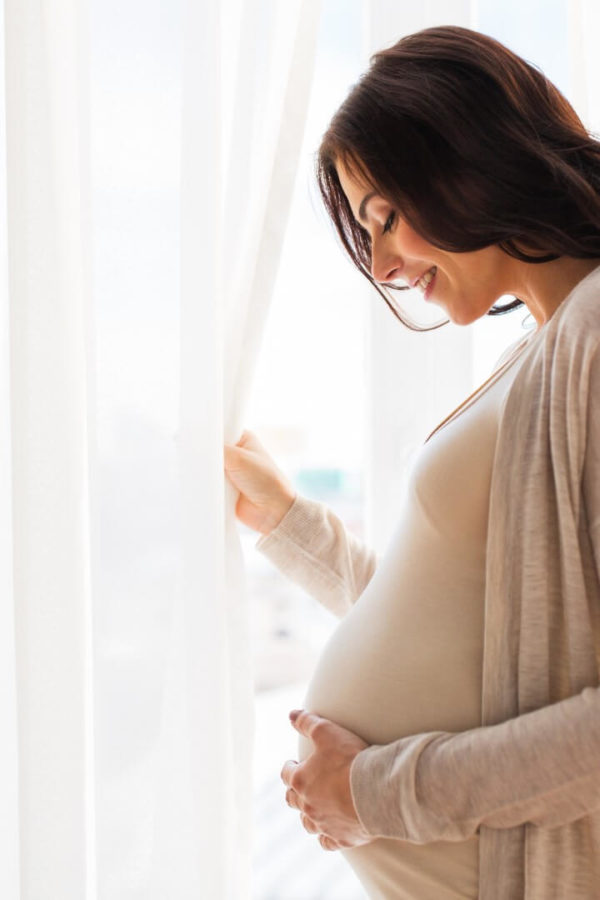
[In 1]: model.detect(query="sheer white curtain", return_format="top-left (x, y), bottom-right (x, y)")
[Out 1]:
top-left (573, 0), bottom-right (600, 132)
top-left (1, 0), bottom-right (320, 898)
top-left (0, 0), bottom-right (19, 893)
top-left (155, 0), bottom-right (321, 897)
top-left (1, 0), bottom-right (95, 898)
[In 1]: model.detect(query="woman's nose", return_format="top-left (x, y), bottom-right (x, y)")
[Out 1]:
top-left (370, 243), bottom-right (403, 284)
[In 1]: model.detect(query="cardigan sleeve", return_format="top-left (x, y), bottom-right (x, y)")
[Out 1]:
top-left (255, 493), bottom-right (379, 618)
top-left (349, 684), bottom-right (600, 842)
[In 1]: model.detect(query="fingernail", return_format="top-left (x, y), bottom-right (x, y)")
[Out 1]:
top-left (289, 709), bottom-right (301, 721)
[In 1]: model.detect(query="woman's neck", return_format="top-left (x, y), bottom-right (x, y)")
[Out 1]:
top-left (512, 256), bottom-right (600, 327)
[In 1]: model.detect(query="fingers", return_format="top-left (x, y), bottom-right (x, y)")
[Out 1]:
top-left (223, 430), bottom-right (260, 461)
top-left (285, 787), bottom-right (299, 809)
top-left (285, 785), bottom-right (316, 834)
top-left (237, 429), bottom-right (264, 453)
top-left (223, 442), bottom-right (251, 466)
top-left (319, 834), bottom-right (340, 852)
top-left (282, 766), bottom-right (341, 851)
top-left (280, 759), bottom-right (299, 788)
top-left (222, 443), bottom-right (244, 472)
top-left (289, 709), bottom-right (330, 743)
top-left (300, 812), bottom-right (319, 835)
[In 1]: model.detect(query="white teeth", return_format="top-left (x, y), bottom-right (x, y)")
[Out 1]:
top-left (417, 266), bottom-right (437, 291)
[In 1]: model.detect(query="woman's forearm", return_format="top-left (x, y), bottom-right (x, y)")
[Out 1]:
top-left (350, 682), bottom-right (600, 843)
top-left (256, 493), bottom-right (379, 618)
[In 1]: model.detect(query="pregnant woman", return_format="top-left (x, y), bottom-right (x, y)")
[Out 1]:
top-left (224, 26), bottom-right (600, 899)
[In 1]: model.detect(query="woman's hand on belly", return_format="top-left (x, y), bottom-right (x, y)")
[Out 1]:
top-left (280, 709), bottom-right (373, 851)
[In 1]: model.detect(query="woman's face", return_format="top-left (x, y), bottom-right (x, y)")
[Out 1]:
top-left (336, 160), bottom-right (516, 326)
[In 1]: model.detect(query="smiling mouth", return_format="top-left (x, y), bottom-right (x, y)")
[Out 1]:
top-left (414, 265), bottom-right (437, 290)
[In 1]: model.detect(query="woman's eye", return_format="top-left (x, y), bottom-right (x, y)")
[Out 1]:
top-left (382, 211), bottom-right (395, 234)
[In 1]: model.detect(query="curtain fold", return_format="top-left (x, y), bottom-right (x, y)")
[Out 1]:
top-left (153, 1), bottom-right (322, 898)
top-left (2, 0), bottom-right (96, 897)
top-left (1, 0), bottom-right (321, 890)
top-left (0, 0), bottom-right (19, 893)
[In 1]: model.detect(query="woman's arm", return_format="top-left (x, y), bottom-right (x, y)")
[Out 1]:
top-left (256, 493), bottom-right (379, 618)
top-left (348, 683), bottom-right (600, 843)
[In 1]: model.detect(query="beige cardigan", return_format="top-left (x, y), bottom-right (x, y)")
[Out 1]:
top-left (256, 263), bottom-right (600, 899)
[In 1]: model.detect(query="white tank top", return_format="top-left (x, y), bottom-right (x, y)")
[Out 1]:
top-left (298, 334), bottom-right (535, 900)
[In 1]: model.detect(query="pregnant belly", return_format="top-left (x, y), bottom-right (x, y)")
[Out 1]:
top-left (298, 549), bottom-right (484, 759)
top-left (297, 551), bottom-right (483, 899)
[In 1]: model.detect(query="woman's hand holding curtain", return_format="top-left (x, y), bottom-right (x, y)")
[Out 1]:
top-left (223, 429), bottom-right (297, 535)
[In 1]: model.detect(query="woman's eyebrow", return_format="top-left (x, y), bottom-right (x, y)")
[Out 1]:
top-left (358, 191), bottom-right (378, 223)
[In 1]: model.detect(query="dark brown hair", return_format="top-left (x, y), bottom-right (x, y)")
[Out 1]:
top-left (316, 25), bottom-right (600, 330)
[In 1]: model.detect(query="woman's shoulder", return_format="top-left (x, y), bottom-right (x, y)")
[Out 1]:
top-left (493, 266), bottom-right (600, 381)
top-left (555, 264), bottom-right (600, 346)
